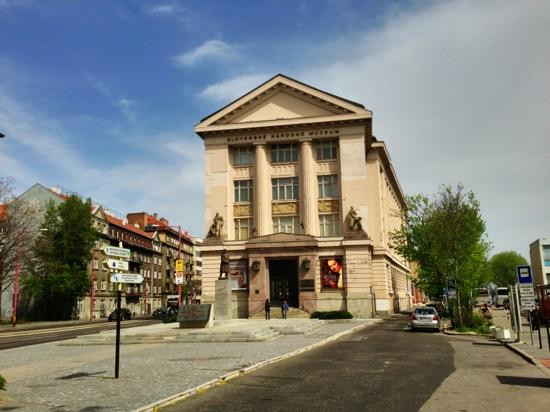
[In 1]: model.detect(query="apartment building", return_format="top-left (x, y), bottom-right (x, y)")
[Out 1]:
top-left (530, 238), bottom-right (550, 285)
top-left (127, 212), bottom-right (195, 306)
top-left (195, 74), bottom-right (411, 317)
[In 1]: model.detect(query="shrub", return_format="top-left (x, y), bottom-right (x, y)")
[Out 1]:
top-left (0, 374), bottom-right (6, 390)
top-left (310, 310), bottom-right (353, 319)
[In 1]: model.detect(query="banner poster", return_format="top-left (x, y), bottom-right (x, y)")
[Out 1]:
top-left (229, 259), bottom-right (248, 290)
top-left (320, 257), bottom-right (343, 289)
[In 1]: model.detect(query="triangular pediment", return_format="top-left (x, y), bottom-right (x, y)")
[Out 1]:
top-left (228, 90), bottom-right (341, 124)
top-left (195, 74), bottom-right (372, 135)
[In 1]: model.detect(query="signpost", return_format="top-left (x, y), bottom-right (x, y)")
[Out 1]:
top-left (175, 259), bottom-right (184, 272)
top-left (105, 259), bottom-right (129, 271)
top-left (175, 259), bottom-right (185, 305)
top-left (516, 265), bottom-right (535, 342)
top-left (111, 272), bottom-right (143, 379)
top-left (102, 246), bottom-right (131, 259)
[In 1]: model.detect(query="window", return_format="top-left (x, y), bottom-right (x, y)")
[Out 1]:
top-left (272, 177), bottom-right (299, 200)
top-left (544, 246), bottom-right (550, 267)
top-left (100, 281), bottom-right (106, 291)
top-left (233, 146), bottom-right (253, 166)
top-left (319, 214), bottom-right (340, 236)
top-left (318, 175), bottom-right (339, 198)
top-left (272, 216), bottom-right (300, 234)
top-left (92, 259), bottom-right (99, 270)
top-left (271, 144), bottom-right (298, 163)
top-left (234, 218), bottom-right (252, 240)
top-left (93, 281), bottom-right (97, 291)
top-left (315, 140), bottom-right (338, 160)
top-left (234, 180), bottom-right (253, 203)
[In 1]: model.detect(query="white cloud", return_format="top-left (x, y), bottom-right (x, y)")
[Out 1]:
top-left (296, 0), bottom-right (550, 257)
top-left (198, 73), bottom-right (271, 103)
top-left (0, 84), bottom-right (206, 236)
top-left (173, 40), bottom-right (237, 68)
top-left (88, 76), bottom-right (138, 123)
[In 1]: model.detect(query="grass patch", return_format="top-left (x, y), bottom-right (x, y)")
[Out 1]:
top-left (310, 310), bottom-right (353, 320)
top-left (453, 312), bottom-right (492, 335)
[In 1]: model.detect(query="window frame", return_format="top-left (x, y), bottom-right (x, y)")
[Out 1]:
top-left (317, 175), bottom-right (339, 199)
top-left (272, 215), bottom-right (300, 234)
top-left (315, 140), bottom-right (338, 161)
top-left (233, 146), bottom-right (253, 166)
top-left (271, 143), bottom-right (298, 163)
top-left (234, 179), bottom-right (253, 203)
top-left (319, 213), bottom-right (340, 237)
top-left (234, 217), bottom-right (252, 240)
top-left (272, 177), bottom-right (299, 201)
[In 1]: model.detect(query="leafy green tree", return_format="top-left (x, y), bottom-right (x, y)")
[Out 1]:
top-left (390, 184), bottom-right (491, 327)
top-left (489, 251), bottom-right (528, 286)
top-left (23, 196), bottom-right (97, 320)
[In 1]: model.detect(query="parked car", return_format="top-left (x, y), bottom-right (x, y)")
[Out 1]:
top-left (152, 307), bottom-right (167, 320)
top-left (108, 308), bottom-right (132, 321)
top-left (410, 307), bottom-right (440, 332)
top-left (426, 302), bottom-right (445, 317)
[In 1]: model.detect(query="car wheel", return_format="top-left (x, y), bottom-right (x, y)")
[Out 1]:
top-left (411, 327), bottom-right (416, 332)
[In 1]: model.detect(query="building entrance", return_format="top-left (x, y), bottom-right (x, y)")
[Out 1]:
top-left (269, 259), bottom-right (299, 307)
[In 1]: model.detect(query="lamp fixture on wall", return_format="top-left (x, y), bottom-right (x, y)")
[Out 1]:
top-left (302, 258), bottom-right (311, 270)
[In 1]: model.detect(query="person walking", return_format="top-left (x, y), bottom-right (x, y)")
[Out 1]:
top-left (264, 298), bottom-right (271, 320)
top-left (281, 300), bottom-right (289, 319)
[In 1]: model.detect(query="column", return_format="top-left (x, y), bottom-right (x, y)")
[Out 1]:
top-left (299, 139), bottom-right (318, 236)
top-left (254, 143), bottom-right (271, 236)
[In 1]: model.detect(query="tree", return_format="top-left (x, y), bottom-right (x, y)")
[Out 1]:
top-left (489, 251), bottom-right (528, 287)
top-left (0, 177), bottom-right (40, 318)
top-left (23, 195), bottom-right (97, 320)
top-left (390, 184), bottom-right (491, 327)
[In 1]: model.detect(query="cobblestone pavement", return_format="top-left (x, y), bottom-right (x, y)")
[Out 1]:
top-left (0, 320), bottom-right (375, 411)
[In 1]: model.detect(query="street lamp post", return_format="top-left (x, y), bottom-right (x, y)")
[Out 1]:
top-left (11, 238), bottom-right (20, 327)
top-left (90, 249), bottom-right (95, 320)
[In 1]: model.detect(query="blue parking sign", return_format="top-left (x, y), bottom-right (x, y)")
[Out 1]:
top-left (516, 265), bottom-right (532, 284)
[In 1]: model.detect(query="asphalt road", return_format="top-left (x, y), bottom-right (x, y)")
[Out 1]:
top-left (163, 317), bottom-right (455, 412)
top-left (0, 319), bottom-right (158, 350)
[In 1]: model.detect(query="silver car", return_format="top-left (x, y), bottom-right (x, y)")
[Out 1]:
top-left (410, 307), bottom-right (440, 332)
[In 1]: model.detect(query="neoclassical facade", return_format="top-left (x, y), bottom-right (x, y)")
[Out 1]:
top-left (195, 74), bottom-right (411, 317)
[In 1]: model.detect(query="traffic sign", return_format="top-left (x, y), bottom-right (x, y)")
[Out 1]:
top-left (175, 259), bottom-right (184, 272)
top-left (102, 246), bottom-right (131, 259)
top-left (175, 271), bottom-right (184, 285)
top-left (519, 284), bottom-right (536, 310)
top-left (110, 273), bottom-right (144, 284)
top-left (104, 259), bottom-right (129, 271)
top-left (517, 265), bottom-right (533, 284)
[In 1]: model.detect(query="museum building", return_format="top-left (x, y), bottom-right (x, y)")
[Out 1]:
top-left (195, 74), bottom-right (411, 317)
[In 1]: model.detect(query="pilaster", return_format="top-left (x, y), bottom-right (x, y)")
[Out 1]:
top-left (254, 143), bottom-right (272, 236)
top-left (299, 139), bottom-right (318, 236)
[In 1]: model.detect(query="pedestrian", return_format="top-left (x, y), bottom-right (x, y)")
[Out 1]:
top-left (281, 300), bottom-right (289, 319)
top-left (265, 298), bottom-right (271, 320)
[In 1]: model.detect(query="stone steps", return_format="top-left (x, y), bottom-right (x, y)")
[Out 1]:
top-left (252, 307), bottom-right (311, 319)
top-left (62, 318), bottom-right (328, 346)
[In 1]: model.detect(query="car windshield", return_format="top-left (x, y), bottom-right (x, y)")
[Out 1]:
top-left (415, 308), bottom-right (436, 315)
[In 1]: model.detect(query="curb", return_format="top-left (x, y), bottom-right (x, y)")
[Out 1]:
top-left (133, 319), bottom-right (381, 412)
top-left (503, 343), bottom-right (550, 376)
top-left (442, 330), bottom-right (490, 337)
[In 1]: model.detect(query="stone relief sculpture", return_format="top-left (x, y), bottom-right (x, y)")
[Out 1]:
top-left (346, 206), bottom-right (364, 233)
top-left (219, 249), bottom-right (230, 280)
top-left (207, 212), bottom-right (224, 238)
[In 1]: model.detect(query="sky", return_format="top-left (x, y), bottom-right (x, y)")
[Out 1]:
top-left (0, 0), bottom-right (549, 259)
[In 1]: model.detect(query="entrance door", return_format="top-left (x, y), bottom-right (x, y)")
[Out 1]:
top-left (269, 259), bottom-right (298, 307)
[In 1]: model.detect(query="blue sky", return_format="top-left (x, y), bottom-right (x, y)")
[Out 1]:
top-left (1, 0), bottom-right (549, 259)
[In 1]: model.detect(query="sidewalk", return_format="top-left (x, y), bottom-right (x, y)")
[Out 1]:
top-left (0, 318), bottom-right (379, 411)
top-left (491, 308), bottom-right (550, 375)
